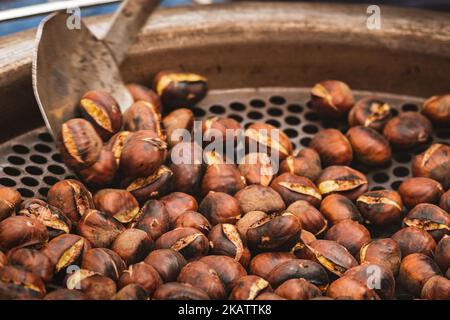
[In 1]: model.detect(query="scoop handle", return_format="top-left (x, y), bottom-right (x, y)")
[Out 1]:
top-left (103, 0), bottom-right (160, 64)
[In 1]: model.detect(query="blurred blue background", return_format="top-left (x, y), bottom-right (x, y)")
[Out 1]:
top-left (0, 0), bottom-right (449, 37)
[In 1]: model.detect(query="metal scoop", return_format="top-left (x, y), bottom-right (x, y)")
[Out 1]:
top-left (32, 0), bottom-right (160, 145)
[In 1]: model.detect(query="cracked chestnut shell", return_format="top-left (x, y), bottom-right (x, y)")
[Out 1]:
top-left (123, 101), bottom-right (163, 138)
top-left (317, 166), bottom-right (369, 201)
top-left (78, 147), bottom-right (117, 188)
top-left (126, 83), bottom-right (161, 113)
top-left (177, 261), bottom-right (226, 300)
top-left (246, 212), bottom-right (301, 251)
top-left (300, 240), bottom-right (358, 277)
top-left (113, 284), bottom-right (148, 300)
top-left (81, 247), bottom-right (126, 281)
top-left (119, 130), bottom-right (168, 180)
top-left (79, 91), bottom-right (122, 141)
top-left (154, 70), bottom-right (208, 110)
top-left (153, 282), bottom-right (210, 300)
top-left (391, 226), bottom-right (436, 257)
top-left (287, 200), bottom-right (327, 236)
top-left (359, 238), bottom-right (402, 276)
top-left (169, 142), bottom-right (203, 195)
top-left (320, 194), bottom-right (363, 225)
top-left (76, 209), bottom-right (125, 248)
top-left (411, 143), bottom-right (450, 189)
top-left (245, 123), bottom-right (292, 161)
top-left (324, 220), bottom-right (371, 257)
top-left (399, 177), bottom-right (444, 209)
top-left (236, 211), bottom-right (268, 241)
top-left (0, 187), bottom-right (21, 222)
top-left (7, 248), bottom-right (54, 283)
top-left (93, 189), bottom-right (140, 224)
top-left (0, 216), bottom-right (48, 252)
top-left (403, 203), bottom-right (450, 241)
top-left (202, 116), bottom-right (242, 146)
top-left (47, 179), bottom-right (95, 223)
top-left (439, 190), bottom-right (450, 212)
top-left (201, 161), bottom-right (246, 197)
top-left (422, 94), bottom-right (450, 125)
top-left (163, 108), bottom-right (194, 147)
top-left (59, 118), bottom-right (103, 170)
top-left (356, 189), bottom-right (403, 226)
top-left (42, 234), bottom-right (91, 274)
top-left (160, 192), bottom-right (198, 226)
top-left (175, 211), bottom-right (211, 234)
top-left (270, 173), bottom-right (322, 207)
top-left (435, 236), bottom-right (450, 273)
top-left (19, 198), bottom-right (71, 238)
top-left (111, 228), bottom-right (154, 265)
top-left (346, 126), bottom-right (391, 166)
top-left (291, 230), bottom-right (317, 258)
top-left (0, 265), bottom-right (46, 299)
top-left (130, 199), bottom-right (170, 240)
top-left (144, 249), bottom-right (187, 282)
top-left (310, 129), bottom-right (353, 166)
top-left (155, 227), bottom-right (209, 261)
top-left (66, 269), bottom-right (117, 300)
top-left (235, 184), bottom-right (285, 214)
top-left (310, 80), bottom-right (354, 118)
top-left (249, 252), bottom-right (296, 279)
top-left (208, 223), bottom-right (249, 266)
top-left (267, 259), bottom-right (329, 291)
top-left (275, 278), bottom-right (322, 300)
top-left (105, 130), bottom-right (130, 168)
top-left (199, 255), bottom-right (247, 293)
top-left (44, 289), bottom-right (89, 300)
top-left (229, 275), bottom-right (272, 300)
top-left (399, 253), bottom-right (441, 297)
top-left (239, 152), bottom-right (275, 186)
top-left (199, 191), bottom-right (242, 225)
top-left (119, 262), bottom-right (163, 295)
top-left (279, 148), bottom-right (322, 182)
top-left (383, 112), bottom-right (433, 149)
top-left (421, 275), bottom-right (450, 300)
top-left (326, 275), bottom-right (379, 300)
top-left (348, 97), bottom-right (392, 132)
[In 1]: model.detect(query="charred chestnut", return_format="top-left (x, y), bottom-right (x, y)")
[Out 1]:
top-left (344, 263), bottom-right (395, 299)
top-left (111, 228), bottom-right (154, 265)
top-left (383, 112), bottom-right (433, 149)
top-left (203, 116), bottom-right (242, 146)
top-left (399, 253), bottom-right (441, 297)
top-left (411, 143), bottom-right (450, 189)
top-left (399, 177), bottom-right (444, 209)
top-left (391, 226), bottom-right (436, 257)
top-left (326, 275), bottom-right (379, 300)
top-left (160, 192), bottom-right (198, 226)
top-left (421, 275), bottom-right (450, 300)
top-left (0, 265), bottom-right (46, 299)
top-left (320, 194), bottom-right (363, 225)
top-left (126, 166), bottom-right (173, 204)
top-left (78, 147), bottom-right (117, 188)
top-left (310, 129), bottom-right (353, 166)
top-left (270, 173), bottom-right (322, 207)
top-left (346, 126), bottom-right (391, 166)
top-left (175, 211), bottom-right (211, 234)
top-left (435, 235), bottom-right (450, 273)
top-left (249, 252), bottom-right (296, 280)
top-left (66, 269), bottom-right (117, 300)
top-left (0, 216), bottom-right (48, 252)
top-left (199, 191), bottom-right (242, 225)
top-left (93, 189), bottom-right (140, 224)
top-left (279, 148), bottom-right (322, 182)
top-left (169, 142), bottom-right (203, 195)
top-left (7, 248), bottom-right (53, 283)
top-left (317, 166), bottom-right (369, 201)
top-left (199, 255), bottom-right (247, 293)
top-left (359, 239), bottom-right (402, 276)
top-left (130, 200), bottom-right (170, 240)
top-left (119, 262), bottom-right (163, 295)
top-left (348, 97), bottom-right (391, 132)
top-left (310, 80), bottom-right (354, 118)
top-left (236, 211), bottom-right (268, 241)
top-left (81, 247), bottom-right (126, 281)
top-left (324, 220), bottom-right (371, 257)
top-left (356, 189), bottom-right (403, 226)
top-left (155, 227), bottom-right (209, 260)
top-left (163, 108), bottom-right (194, 147)
top-left (239, 152), bottom-right (275, 186)
top-left (229, 275), bottom-right (272, 300)
top-left (235, 185), bottom-right (285, 214)
top-left (287, 200), bottom-right (327, 236)
top-left (208, 223), bottom-right (248, 265)
top-left (275, 278), bottom-right (322, 300)
top-left (245, 123), bottom-right (292, 161)
top-left (144, 249), bottom-right (187, 282)
top-left (403, 203), bottom-right (449, 241)
top-left (123, 101), bottom-right (163, 138)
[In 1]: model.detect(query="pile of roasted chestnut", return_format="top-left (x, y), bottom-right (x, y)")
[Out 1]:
top-left (0, 73), bottom-right (449, 300)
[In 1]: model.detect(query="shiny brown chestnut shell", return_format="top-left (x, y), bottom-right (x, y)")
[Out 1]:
top-left (270, 173), bottom-right (322, 207)
top-left (317, 166), bottom-right (369, 201)
top-left (403, 203), bottom-right (450, 241)
top-left (163, 108), bottom-right (194, 147)
top-left (81, 247), bottom-right (126, 281)
top-left (208, 223), bottom-right (247, 264)
top-left (326, 275), bottom-right (379, 300)
top-left (346, 126), bottom-right (392, 166)
top-left (7, 248), bottom-right (54, 283)
top-left (239, 152), bottom-right (275, 186)
top-left (93, 189), bottom-right (140, 224)
top-left (111, 228), bottom-right (154, 265)
top-left (76, 209), bottom-right (125, 248)
top-left (398, 177), bottom-right (444, 209)
top-left (152, 282), bottom-right (210, 300)
top-left (348, 97), bottom-right (391, 132)
top-left (175, 211), bottom-right (211, 234)
top-left (356, 189), bottom-right (403, 226)
top-left (275, 278), bottom-right (322, 300)
top-left (144, 249), bottom-right (187, 282)
top-left (0, 216), bottom-right (49, 252)
top-left (249, 252), bottom-right (296, 280)
top-left (66, 269), bottom-right (117, 300)
top-left (199, 255), bottom-right (247, 293)
top-left (169, 142), bottom-right (203, 195)
top-left (411, 143), bottom-right (450, 189)
top-left (279, 148), bottom-right (322, 182)
top-left (113, 284), bottom-right (148, 300)
top-left (177, 261), bottom-right (226, 300)
top-left (359, 238), bottom-right (402, 276)
top-left (199, 191), bottom-right (242, 225)
top-left (0, 265), bottom-right (46, 299)
top-left (155, 227), bottom-right (209, 261)
top-left (320, 194), bottom-right (363, 225)
top-left (105, 131), bottom-right (130, 167)
top-left (245, 123), bottom-right (292, 161)
top-left (160, 192), bottom-right (198, 226)
top-left (287, 200), bottom-right (327, 236)
top-left (78, 147), bottom-right (117, 188)
top-left (235, 184), bottom-right (285, 214)
top-left (130, 199), bottom-right (170, 240)
top-left (399, 253), bottom-right (442, 297)
top-left (310, 129), bottom-right (353, 166)
top-left (0, 187), bottom-right (21, 222)
top-left (126, 83), bottom-right (161, 113)
top-left (392, 226), bottom-right (436, 257)
top-left (123, 100), bottom-right (163, 137)
top-left (229, 275), bottom-right (272, 300)
top-left (47, 179), bottom-right (94, 223)
top-left (439, 190), bottom-right (450, 212)
top-left (202, 116), bottom-right (242, 146)
top-left (310, 80), bottom-right (354, 118)
top-left (0, 251), bottom-right (6, 268)
top-left (44, 288), bottom-right (89, 300)
top-left (422, 94), bottom-right (450, 125)
top-left (119, 262), bottom-right (163, 295)
top-left (324, 220), bottom-right (371, 257)
top-left (236, 211), bottom-right (268, 241)
top-left (435, 236), bottom-right (450, 272)
top-left (421, 275), bottom-right (450, 300)
top-left (291, 230), bottom-right (318, 258)
top-left (59, 118), bottom-right (103, 170)
top-left (79, 91), bottom-right (122, 141)
top-left (383, 111), bottom-right (433, 150)
top-left (201, 163), bottom-right (246, 198)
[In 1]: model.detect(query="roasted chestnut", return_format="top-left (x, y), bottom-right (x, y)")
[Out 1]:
top-left (44, 288), bottom-right (89, 300)
top-left (126, 166), bottom-right (173, 204)
top-left (324, 220), bottom-right (371, 257)
top-left (435, 235), bottom-right (450, 273)
top-left (78, 147), bottom-right (117, 188)
top-left (152, 282), bottom-right (210, 300)
top-left (235, 185), bottom-right (285, 214)
top-left (403, 203), bottom-right (449, 241)
top-left (356, 189), bottom-right (403, 226)
top-left (236, 211), bottom-right (268, 241)
top-left (310, 80), bottom-right (354, 118)
top-left (160, 192), bottom-right (198, 226)
top-left (123, 101), bottom-right (163, 137)
top-left (440, 190), bottom-right (450, 212)
top-left (422, 94), bottom-right (450, 125)
top-left (144, 249), bottom-right (187, 282)
top-left (270, 173), bottom-right (321, 207)
top-left (66, 269), bottom-right (117, 300)
top-left (291, 230), bottom-right (318, 258)
top-left (411, 143), bottom-right (450, 189)
top-left (7, 248), bottom-right (54, 283)
top-left (320, 194), bottom-right (363, 224)
top-left (229, 275), bottom-right (272, 300)
top-left (169, 142), bottom-right (203, 195)
top-left (421, 275), bottom-right (450, 300)
top-left (199, 255), bottom-right (247, 293)
top-left (177, 261), bottom-right (226, 300)
top-left (245, 123), bottom-right (292, 161)
top-left (198, 191), bottom-right (242, 225)
top-left (398, 177), bottom-right (444, 209)
top-left (111, 228), bottom-right (154, 265)
top-left (348, 97), bottom-right (391, 132)
top-left (119, 262), bottom-right (163, 295)
top-left (274, 278), bottom-right (322, 300)
top-left (346, 126), bottom-right (391, 166)
top-left (163, 108), bottom-right (194, 147)
top-left (279, 148), bottom-right (322, 182)
top-left (208, 223), bottom-right (248, 264)
top-left (0, 251), bottom-right (6, 268)
top-left (326, 275), bottom-right (379, 300)
top-left (113, 284), bottom-right (148, 300)
top-left (126, 83), bottom-right (161, 113)
top-left (0, 216), bottom-right (48, 252)
top-left (344, 263), bottom-right (395, 299)
top-left (359, 238), bottom-right (402, 276)
top-left (309, 129), bottom-right (353, 166)
top-left (129, 199), bottom-right (170, 240)
top-left (81, 247), bottom-right (126, 281)
top-left (287, 200), bottom-right (327, 236)
top-left (0, 187), bottom-right (21, 222)
top-left (383, 112), bottom-right (433, 149)
top-left (391, 226), bottom-right (436, 257)
top-left (93, 188), bottom-right (140, 224)
top-left (249, 252), bottom-right (296, 280)
top-left (79, 90), bottom-right (122, 141)
top-left (202, 116), bottom-right (242, 146)
top-left (0, 265), bottom-right (46, 299)
top-left (105, 130), bottom-right (130, 167)
top-left (239, 152), bottom-right (275, 186)
top-left (174, 211), bottom-right (211, 234)
top-left (317, 166), bottom-right (369, 201)
top-left (155, 227), bottom-right (209, 260)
